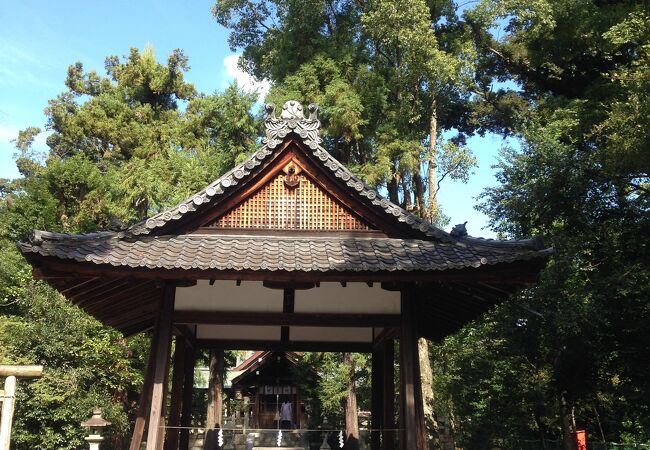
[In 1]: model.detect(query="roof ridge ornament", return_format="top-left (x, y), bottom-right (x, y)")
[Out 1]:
top-left (264, 101), bottom-right (321, 150)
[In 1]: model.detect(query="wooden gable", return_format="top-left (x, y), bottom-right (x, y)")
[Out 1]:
top-left (205, 162), bottom-right (372, 231)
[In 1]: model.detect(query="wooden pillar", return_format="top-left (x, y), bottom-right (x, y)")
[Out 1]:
top-left (178, 344), bottom-right (196, 450)
top-left (400, 289), bottom-right (426, 450)
top-left (156, 336), bottom-right (173, 450)
top-left (165, 336), bottom-right (187, 450)
top-left (130, 321), bottom-right (161, 450)
top-left (254, 391), bottom-right (261, 429)
top-left (371, 347), bottom-right (384, 450)
top-left (0, 376), bottom-right (16, 450)
top-left (146, 284), bottom-right (175, 450)
top-left (0, 366), bottom-right (43, 450)
top-left (382, 339), bottom-right (395, 450)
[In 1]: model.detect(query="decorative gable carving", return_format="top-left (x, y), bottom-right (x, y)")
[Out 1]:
top-left (207, 169), bottom-right (372, 231)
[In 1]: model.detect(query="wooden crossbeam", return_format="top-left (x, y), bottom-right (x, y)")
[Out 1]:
top-left (173, 311), bottom-right (401, 328)
top-left (0, 366), bottom-right (43, 378)
top-left (197, 339), bottom-right (373, 353)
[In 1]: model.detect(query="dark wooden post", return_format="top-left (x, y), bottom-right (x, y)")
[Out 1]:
top-left (165, 336), bottom-right (187, 450)
top-left (130, 312), bottom-right (161, 450)
top-left (156, 335), bottom-right (174, 450)
top-left (254, 390), bottom-right (261, 429)
top-left (382, 339), bottom-right (395, 450)
top-left (178, 344), bottom-right (196, 450)
top-left (371, 346), bottom-right (384, 450)
top-left (400, 289), bottom-right (426, 450)
top-left (146, 284), bottom-right (175, 450)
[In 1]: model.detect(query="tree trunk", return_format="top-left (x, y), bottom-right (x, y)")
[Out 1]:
top-left (387, 162), bottom-right (399, 204)
top-left (402, 176), bottom-right (412, 210)
top-left (427, 96), bottom-right (438, 223)
top-left (559, 393), bottom-right (576, 450)
top-left (592, 404), bottom-right (606, 442)
top-left (436, 355), bottom-right (456, 450)
top-left (413, 172), bottom-right (426, 218)
top-left (206, 350), bottom-right (224, 428)
top-left (418, 338), bottom-right (438, 449)
top-left (443, 397), bottom-right (457, 450)
top-left (344, 352), bottom-right (360, 450)
top-left (534, 408), bottom-right (546, 449)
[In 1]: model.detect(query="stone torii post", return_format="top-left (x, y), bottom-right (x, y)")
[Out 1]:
top-left (0, 365), bottom-right (44, 450)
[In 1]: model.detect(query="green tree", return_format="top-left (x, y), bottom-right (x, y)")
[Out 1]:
top-left (0, 46), bottom-right (259, 449)
top-left (429, 2), bottom-right (650, 449)
top-left (213, 0), bottom-right (485, 223)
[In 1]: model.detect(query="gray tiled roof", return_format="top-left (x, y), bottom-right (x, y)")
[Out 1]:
top-left (19, 232), bottom-right (552, 272)
top-left (18, 101), bottom-right (553, 275)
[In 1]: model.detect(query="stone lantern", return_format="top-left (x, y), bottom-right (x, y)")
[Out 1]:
top-left (81, 409), bottom-right (111, 450)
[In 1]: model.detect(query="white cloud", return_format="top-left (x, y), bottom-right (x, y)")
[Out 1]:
top-left (223, 54), bottom-right (271, 101)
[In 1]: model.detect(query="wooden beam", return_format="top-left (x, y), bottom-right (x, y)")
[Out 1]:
top-left (122, 322), bottom-right (155, 338)
top-left (174, 325), bottom-right (198, 349)
top-left (146, 284), bottom-right (175, 450)
top-left (72, 279), bottom-right (131, 305)
top-left (0, 365), bottom-right (43, 377)
top-left (99, 292), bottom-right (161, 319)
top-left (92, 292), bottom-right (160, 313)
top-left (475, 282), bottom-right (519, 296)
top-left (82, 281), bottom-right (159, 313)
top-left (372, 327), bottom-right (400, 350)
top-left (57, 276), bottom-right (100, 295)
top-left (400, 289), bottom-right (426, 450)
top-left (174, 311), bottom-right (401, 328)
top-left (197, 339), bottom-right (373, 353)
top-left (263, 281), bottom-right (315, 290)
top-left (381, 282), bottom-right (402, 291)
top-left (32, 266), bottom-right (91, 279)
top-left (178, 344), bottom-right (196, 450)
top-left (164, 336), bottom-right (186, 450)
top-left (281, 289), bottom-right (294, 342)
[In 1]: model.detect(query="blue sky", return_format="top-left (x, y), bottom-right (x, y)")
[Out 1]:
top-left (0, 0), bottom-right (507, 237)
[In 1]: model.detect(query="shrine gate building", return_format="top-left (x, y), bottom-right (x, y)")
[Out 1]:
top-left (18, 101), bottom-right (552, 450)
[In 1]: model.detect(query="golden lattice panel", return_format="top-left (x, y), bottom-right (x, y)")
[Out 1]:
top-left (210, 173), bottom-right (371, 230)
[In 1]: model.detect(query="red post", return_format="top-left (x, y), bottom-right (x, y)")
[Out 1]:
top-left (572, 430), bottom-right (587, 450)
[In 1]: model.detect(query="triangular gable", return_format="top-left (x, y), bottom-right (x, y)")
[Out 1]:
top-left (125, 101), bottom-right (453, 241)
top-left (204, 168), bottom-right (372, 231)
top-left (231, 351), bottom-right (314, 387)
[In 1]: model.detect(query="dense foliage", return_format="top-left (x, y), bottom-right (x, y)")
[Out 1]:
top-left (0, 47), bottom-right (258, 449)
top-left (213, 0), bottom-right (649, 448)
top-left (442, 1), bottom-right (648, 448)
